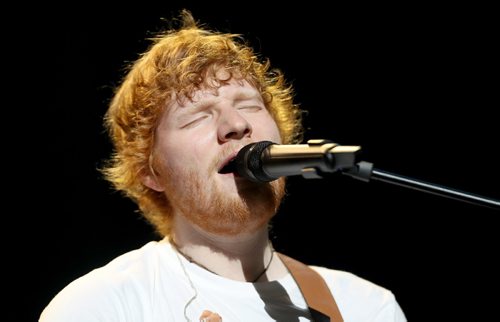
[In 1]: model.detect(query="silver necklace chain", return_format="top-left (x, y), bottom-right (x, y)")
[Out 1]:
top-left (175, 250), bottom-right (198, 322)
top-left (174, 243), bottom-right (275, 321)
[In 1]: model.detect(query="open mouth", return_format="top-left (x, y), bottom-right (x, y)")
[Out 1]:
top-left (218, 157), bottom-right (237, 174)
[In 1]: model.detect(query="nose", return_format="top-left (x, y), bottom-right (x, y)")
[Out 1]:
top-left (217, 108), bottom-right (252, 142)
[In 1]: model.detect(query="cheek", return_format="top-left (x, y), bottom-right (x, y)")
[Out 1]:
top-left (254, 116), bottom-right (282, 143)
top-left (167, 140), bottom-right (210, 171)
top-left (154, 138), bottom-right (186, 174)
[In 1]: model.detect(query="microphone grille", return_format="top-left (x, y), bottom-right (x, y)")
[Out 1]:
top-left (236, 141), bottom-right (275, 182)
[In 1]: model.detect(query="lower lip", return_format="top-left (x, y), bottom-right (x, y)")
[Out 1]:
top-left (219, 172), bottom-right (240, 178)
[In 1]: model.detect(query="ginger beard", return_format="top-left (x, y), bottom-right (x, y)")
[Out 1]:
top-left (159, 155), bottom-right (286, 236)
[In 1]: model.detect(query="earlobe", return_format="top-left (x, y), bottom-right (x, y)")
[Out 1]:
top-left (142, 174), bottom-right (165, 192)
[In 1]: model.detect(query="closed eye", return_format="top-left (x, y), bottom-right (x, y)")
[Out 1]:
top-left (237, 105), bottom-right (263, 112)
top-left (180, 115), bottom-right (209, 129)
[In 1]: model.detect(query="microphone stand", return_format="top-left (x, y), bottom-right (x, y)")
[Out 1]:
top-left (233, 139), bottom-right (499, 210)
top-left (341, 161), bottom-right (500, 210)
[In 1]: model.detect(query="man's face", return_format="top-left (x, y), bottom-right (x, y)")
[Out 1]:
top-left (149, 77), bottom-right (285, 235)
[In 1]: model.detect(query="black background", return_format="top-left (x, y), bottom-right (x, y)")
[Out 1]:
top-left (12, 3), bottom-right (499, 321)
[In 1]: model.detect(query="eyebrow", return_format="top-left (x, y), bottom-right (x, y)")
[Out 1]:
top-left (233, 91), bottom-right (263, 103)
top-left (189, 99), bottom-right (217, 114)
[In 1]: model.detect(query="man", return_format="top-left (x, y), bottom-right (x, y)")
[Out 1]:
top-left (40, 10), bottom-right (406, 321)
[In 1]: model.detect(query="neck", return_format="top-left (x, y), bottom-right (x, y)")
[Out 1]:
top-left (171, 214), bottom-right (287, 282)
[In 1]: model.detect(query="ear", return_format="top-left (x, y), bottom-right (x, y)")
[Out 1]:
top-left (142, 174), bottom-right (165, 192)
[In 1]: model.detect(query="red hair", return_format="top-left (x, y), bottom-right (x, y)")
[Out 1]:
top-left (102, 11), bottom-right (303, 237)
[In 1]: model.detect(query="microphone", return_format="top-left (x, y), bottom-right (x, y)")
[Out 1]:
top-left (225, 139), bottom-right (362, 182)
top-left (220, 140), bottom-right (500, 210)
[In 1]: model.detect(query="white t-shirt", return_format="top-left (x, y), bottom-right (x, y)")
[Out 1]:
top-left (40, 239), bottom-right (407, 321)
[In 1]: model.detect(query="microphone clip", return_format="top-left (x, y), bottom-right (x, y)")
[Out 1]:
top-left (294, 139), bottom-right (362, 179)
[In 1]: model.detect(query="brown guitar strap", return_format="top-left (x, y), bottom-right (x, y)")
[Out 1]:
top-left (278, 253), bottom-right (344, 322)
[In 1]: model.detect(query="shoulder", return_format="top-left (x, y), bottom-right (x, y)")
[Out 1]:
top-left (311, 266), bottom-right (407, 322)
top-left (40, 240), bottom-right (165, 321)
top-left (73, 239), bottom-right (165, 288)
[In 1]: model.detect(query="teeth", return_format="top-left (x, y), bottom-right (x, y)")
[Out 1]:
top-left (219, 158), bottom-right (236, 174)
